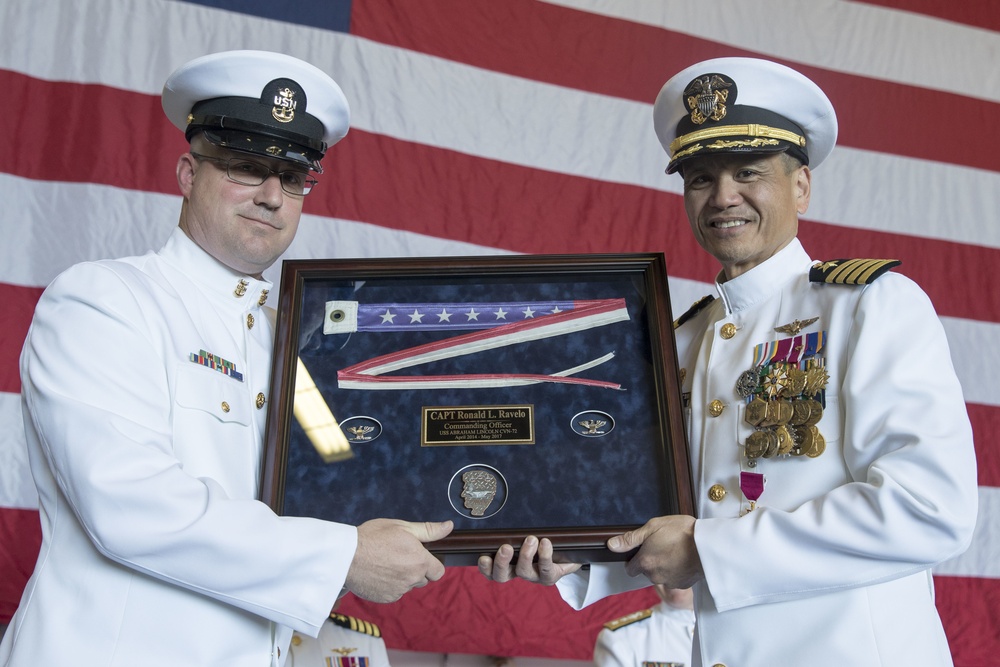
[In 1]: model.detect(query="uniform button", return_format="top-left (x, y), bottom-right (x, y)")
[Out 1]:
top-left (291, 635), bottom-right (302, 646)
top-left (708, 484), bottom-right (727, 502)
top-left (708, 399), bottom-right (725, 417)
top-left (720, 323), bottom-right (737, 339)
top-left (256, 392), bottom-right (266, 409)
top-left (221, 401), bottom-right (230, 413)
top-left (246, 313), bottom-right (255, 330)
top-left (712, 664), bottom-right (727, 667)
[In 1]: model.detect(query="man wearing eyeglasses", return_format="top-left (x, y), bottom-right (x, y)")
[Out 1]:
top-left (1, 51), bottom-right (452, 667)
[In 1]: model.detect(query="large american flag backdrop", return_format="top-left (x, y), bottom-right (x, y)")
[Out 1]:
top-left (1, 0), bottom-right (997, 662)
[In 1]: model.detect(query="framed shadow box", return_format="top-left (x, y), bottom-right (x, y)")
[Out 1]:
top-left (261, 253), bottom-right (693, 565)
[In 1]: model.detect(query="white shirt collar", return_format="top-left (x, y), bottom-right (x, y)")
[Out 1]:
top-left (158, 227), bottom-right (273, 310)
top-left (715, 238), bottom-right (813, 315)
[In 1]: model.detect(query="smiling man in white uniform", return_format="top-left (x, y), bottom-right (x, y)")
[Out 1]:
top-left (478, 58), bottom-right (978, 667)
top-left (1, 50), bottom-right (452, 667)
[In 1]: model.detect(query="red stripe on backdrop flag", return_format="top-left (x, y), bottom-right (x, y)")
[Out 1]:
top-left (935, 577), bottom-right (1000, 662)
top-left (0, 511), bottom-right (41, 621)
top-left (3, 70), bottom-right (999, 324)
top-left (1, 1), bottom-right (999, 664)
top-left (0, 70), bottom-right (185, 195)
top-left (968, 403), bottom-right (1000, 488)
top-left (350, 0), bottom-right (1000, 172)
top-left (0, 284), bottom-right (43, 394)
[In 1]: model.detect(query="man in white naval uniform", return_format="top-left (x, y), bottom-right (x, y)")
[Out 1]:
top-left (478, 58), bottom-right (977, 667)
top-left (1, 51), bottom-right (451, 667)
top-left (288, 612), bottom-right (390, 667)
top-left (593, 586), bottom-right (694, 667)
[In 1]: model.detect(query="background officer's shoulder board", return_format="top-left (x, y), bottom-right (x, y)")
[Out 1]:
top-left (673, 295), bottom-right (715, 329)
top-left (603, 608), bottom-right (653, 631)
top-left (809, 258), bottom-right (901, 285)
top-left (330, 611), bottom-right (382, 638)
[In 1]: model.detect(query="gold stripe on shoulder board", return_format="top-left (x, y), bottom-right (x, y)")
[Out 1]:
top-left (603, 608), bottom-right (653, 631)
top-left (809, 258), bottom-right (901, 285)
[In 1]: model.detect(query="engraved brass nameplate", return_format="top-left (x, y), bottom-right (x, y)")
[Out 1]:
top-left (421, 405), bottom-right (535, 446)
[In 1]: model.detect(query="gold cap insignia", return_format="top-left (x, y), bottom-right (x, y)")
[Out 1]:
top-left (684, 74), bottom-right (733, 125)
top-left (272, 87), bottom-right (297, 123)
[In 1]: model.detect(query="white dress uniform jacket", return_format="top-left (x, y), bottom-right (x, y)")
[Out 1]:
top-left (288, 614), bottom-right (390, 667)
top-left (557, 239), bottom-right (978, 667)
top-left (593, 602), bottom-right (694, 667)
top-left (1, 229), bottom-right (357, 667)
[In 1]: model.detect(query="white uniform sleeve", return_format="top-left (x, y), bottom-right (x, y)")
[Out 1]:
top-left (555, 563), bottom-right (651, 610)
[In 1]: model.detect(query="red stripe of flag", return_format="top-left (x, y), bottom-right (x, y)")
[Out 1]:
top-left (968, 403), bottom-right (1000, 488)
top-left (0, 283), bottom-right (44, 394)
top-left (350, 0), bottom-right (1000, 173)
top-left (935, 575), bottom-right (1000, 667)
top-left (1, 69), bottom-right (998, 324)
top-left (0, 508), bottom-right (41, 620)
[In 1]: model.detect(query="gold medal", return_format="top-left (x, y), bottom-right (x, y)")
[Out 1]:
top-left (806, 428), bottom-right (826, 457)
top-left (801, 399), bottom-right (823, 427)
top-left (744, 430), bottom-right (770, 459)
top-left (745, 397), bottom-right (768, 426)
top-left (775, 399), bottom-right (794, 425)
top-left (774, 424), bottom-right (794, 455)
top-left (760, 399), bottom-right (793, 427)
top-left (789, 398), bottom-right (812, 426)
top-left (803, 366), bottom-right (830, 397)
top-left (759, 401), bottom-right (778, 427)
top-left (785, 366), bottom-right (807, 395)
top-left (762, 429), bottom-right (780, 458)
top-left (791, 425), bottom-right (811, 456)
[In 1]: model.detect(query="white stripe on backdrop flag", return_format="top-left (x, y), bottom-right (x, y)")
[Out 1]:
top-left (1, 0), bottom-right (998, 661)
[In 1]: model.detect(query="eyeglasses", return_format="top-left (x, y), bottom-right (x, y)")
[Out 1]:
top-left (190, 152), bottom-right (318, 196)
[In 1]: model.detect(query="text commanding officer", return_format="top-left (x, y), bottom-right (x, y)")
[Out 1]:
top-left (480, 57), bottom-right (977, 667)
top-left (1, 50), bottom-right (451, 667)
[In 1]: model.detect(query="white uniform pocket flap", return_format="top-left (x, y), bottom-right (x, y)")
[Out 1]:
top-left (175, 365), bottom-right (251, 426)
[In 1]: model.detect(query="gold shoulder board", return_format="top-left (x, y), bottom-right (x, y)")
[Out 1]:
top-left (673, 295), bottom-right (716, 329)
top-left (330, 612), bottom-right (382, 638)
top-left (603, 608), bottom-right (653, 631)
top-left (809, 258), bottom-right (901, 285)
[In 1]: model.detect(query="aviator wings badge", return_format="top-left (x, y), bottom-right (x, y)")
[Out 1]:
top-left (774, 317), bottom-right (819, 336)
